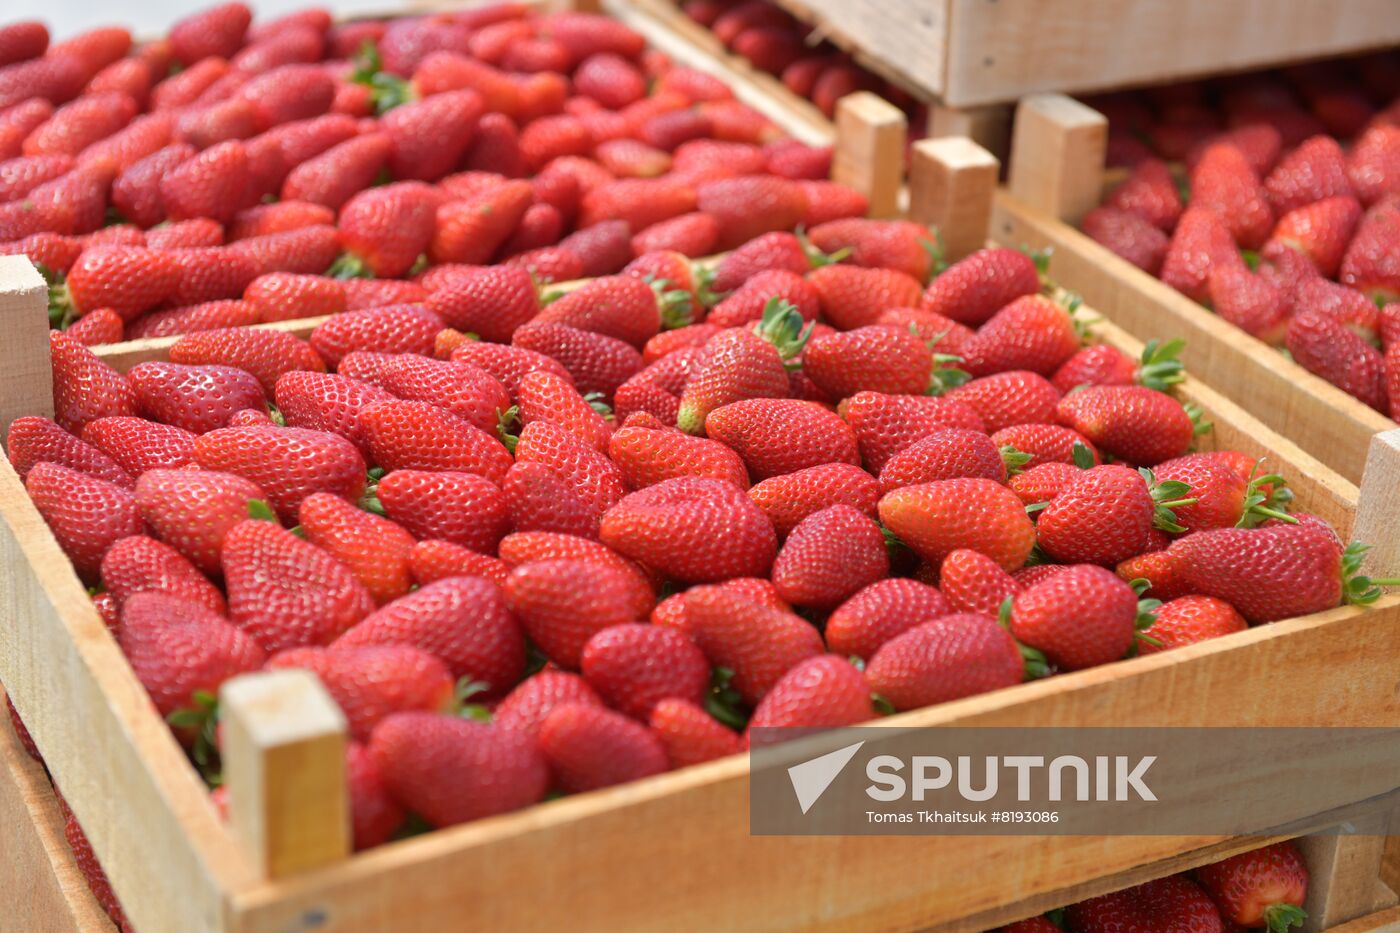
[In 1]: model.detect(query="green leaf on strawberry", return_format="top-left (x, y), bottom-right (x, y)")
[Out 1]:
top-left (1136, 338), bottom-right (1186, 391)
top-left (1341, 542), bottom-right (1400, 605)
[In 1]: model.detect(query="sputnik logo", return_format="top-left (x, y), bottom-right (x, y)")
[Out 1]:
top-left (787, 741), bottom-right (865, 814)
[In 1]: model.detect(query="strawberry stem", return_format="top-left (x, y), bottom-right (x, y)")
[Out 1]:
top-left (496, 405), bottom-right (520, 454)
top-left (753, 297), bottom-right (813, 361)
top-left (1263, 903), bottom-right (1306, 932)
top-left (1344, 542), bottom-right (1400, 604)
top-left (705, 667), bottom-right (748, 730)
top-left (327, 252), bottom-right (372, 280)
top-left (1136, 338), bottom-right (1186, 391)
top-left (1000, 444), bottom-right (1034, 476)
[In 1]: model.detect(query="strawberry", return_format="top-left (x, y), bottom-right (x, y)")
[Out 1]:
top-left (822, 577), bottom-right (948, 660)
top-left (1264, 134), bottom-right (1353, 215)
top-left (1191, 142), bottom-right (1274, 248)
top-left (765, 140), bottom-right (833, 180)
top-left (535, 275), bottom-right (674, 348)
top-left (695, 175), bottom-right (805, 250)
top-left (501, 461), bottom-right (600, 539)
top-left (164, 248), bottom-right (259, 310)
top-left (506, 559), bottom-right (642, 669)
top-left (684, 584), bottom-right (822, 705)
top-left (1105, 158), bottom-right (1183, 231)
top-left (499, 531), bottom-right (656, 615)
top-left (48, 28), bottom-right (131, 84)
top-left (839, 391), bottom-right (985, 472)
top-left (809, 265), bottom-right (924, 331)
top-left (801, 326), bottom-right (932, 399)
top-left (343, 278), bottom-right (428, 310)
top-left (1339, 196), bottom-right (1400, 301)
top-left (231, 200), bottom-right (337, 241)
top-left (1168, 520), bottom-right (1378, 622)
top-left (345, 740), bottom-right (403, 851)
top-left (939, 548), bottom-right (1022, 618)
top-left (359, 400), bottom-right (511, 484)
top-left (1009, 461), bottom-right (1080, 508)
top-left (808, 218), bottom-right (937, 283)
top-left (539, 703), bottom-right (668, 793)
top-left (580, 622), bottom-right (709, 720)
top-left (370, 712), bottom-right (547, 826)
top-left (48, 331), bottom-right (136, 433)
top-left (376, 469), bottom-right (509, 553)
top-left (1207, 264), bottom-right (1290, 344)
top-left (108, 143), bottom-right (193, 226)
top-left (513, 416), bottom-right (625, 512)
top-left (449, 341), bottom-right (573, 397)
top-left (880, 478), bottom-right (1035, 572)
top-left (337, 576), bottom-right (525, 695)
top-left (1347, 124), bottom-right (1400, 206)
top-left (1057, 385), bottom-right (1196, 466)
top-left (596, 138), bottom-right (673, 179)
top-left (0, 21), bottom-right (47, 68)
top-left (865, 614), bottom-right (1024, 710)
top-left (962, 295), bottom-right (1082, 377)
top-left (428, 179), bottom-right (532, 266)
top-left (5, 416), bottom-right (130, 486)
top-left (991, 423), bottom-right (1100, 468)
top-left (281, 133), bottom-right (393, 210)
top-left (332, 182), bottom-right (437, 279)
top-left (81, 416), bottom-right (197, 474)
top-left (578, 178), bottom-right (698, 236)
top-left (630, 212), bottom-right (718, 257)
top-left (709, 231), bottom-right (811, 294)
top-left (921, 248), bottom-right (1041, 326)
top-left (608, 423), bottom-right (748, 489)
top-left (675, 300), bottom-right (808, 433)
top-left (61, 245), bottom-right (178, 322)
top-left (516, 370), bottom-right (613, 452)
top-left (641, 322), bottom-right (718, 364)
top-left (1294, 277), bottom-right (1379, 341)
top-left (150, 57), bottom-right (229, 112)
top-left (1138, 595), bottom-right (1247, 654)
top-left (0, 154), bottom-right (74, 201)
top-left (1286, 311), bottom-right (1388, 412)
top-left (170, 2), bottom-right (251, 66)
top-left (194, 425), bottom-right (364, 524)
top-left (747, 462), bottom-right (879, 539)
top-left (1066, 875), bottom-right (1225, 933)
top-left (298, 492), bottom-right (416, 606)
top-left (1266, 194), bottom-right (1361, 278)
top-left (269, 371), bottom-right (389, 455)
top-left (422, 266), bottom-right (537, 344)
top-left (242, 272), bottom-right (344, 323)
top-left (1116, 544), bottom-right (1194, 602)
top-left (1161, 207), bottom-right (1245, 303)
top-left (795, 179), bottom-right (868, 226)
top-left (705, 398), bottom-right (859, 479)
top-left (1082, 206), bottom-right (1171, 274)
top-left (26, 462), bottom-right (143, 581)
top-left (118, 592), bottom-right (264, 716)
top-left (133, 468), bottom-right (264, 577)
top-left (381, 89), bottom-right (483, 181)
top-left (874, 427), bottom-right (1003, 491)
top-left (101, 533), bottom-right (225, 614)
top-left (649, 698), bottom-right (741, 768)
top-left (601, 476), bottom-right (777, 583)
top-left (0, 230), bottom-right (82, 276)
top-left (1195, 841), bottom-right (1309, 930)
top-left (746, 653), bottom-right (872, 741)
top-left (946, 371), bottom-right (1061, 434)
top-left (126, 361), bottom-right (264, 434)
top-left (514, 322), bottom-right (643, 398)
top-left (160, 140), bottom-right (252, 225)
top-left (1037, 463), bottom-right (1196, 566)
top-left (309, 304), bottom-right (444, 367)
top-left (376, 356), bottom-right (511, 435)
top-left (237, 65), bottom-right (334, 133)
top-left (493, 671), bottom-right (604, 738)
top-left (771, 504), bottom-right (887, 608)
top-left (409, 539), bottom-right (509, 588)
top-left (0, 56), bottom-right (85, 112)
top-left (559, 219), bottom-right (634, 278)
top-left (707, 269), bottom-right (820, 329)
top-left (1011, 563), bottom-right (1152, 671)
top-left (145, 218), bottom-right (224, 251)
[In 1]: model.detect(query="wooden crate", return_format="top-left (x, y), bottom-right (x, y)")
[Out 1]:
top-left (757, 0), bottom-right (1400, 108)
top-left (6, 134), bottom-right (1400, 924)
top-left (991, 92), bottom-right (1396, 487)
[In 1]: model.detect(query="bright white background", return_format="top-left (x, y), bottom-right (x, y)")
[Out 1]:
top-left (8, 1), bottom-right (398, 43)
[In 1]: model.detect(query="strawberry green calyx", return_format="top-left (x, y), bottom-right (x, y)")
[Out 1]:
top-left (1262, 903), bottom-right (1307, 933)
top-left (583, 392), bottom-right (614, 421)
top-left (1342, 542), bottom-right (1400, 605)
top-left (167, 689), bottom-right (222, 786)
top-left (246, 499), bottom-right (280, 524)
top-left (1236, 469), bottom-right (1296, 528)
top-left (349, 39), bottom-right (383, 86)
top-left (495, 405), bottom-right (521, 454)
top-left (705, 667), bottom-right (748, 730)
top-left (1139, 468), bottom-right (1197, 533)
top-left (267, 403), bottom-right (286, 427)
top-left (996, 597), bottom-right (1051, 679)
top-left (327, 251), bottom-right (373, 280)
top-left (452, 678), bottom-right (493, 722)
top-left (1128, 578), bottom-right (1163, 647)
top-left (1000, 445), bottom-right (1034, 476)
top-left (1184, 402), bottom-right (1213, 437)
top-left (752, 297), bottom-right (813, 362)
top-left (880, 524), bottom-right (907, 560)
top-left (694, 265), bottom-right (721, 308)
top-left (349, 43), bottom-right (416, 114)
top-left (795, 229), bottom-right (848, 269)
top-left (47, 278), bottom-right (76, 329)
top-left (925, 352), bottom-right (972, 395)
top-left (646, 277), bottom-right (695, 330)
top-left (1136, 338), bottom-right (1186, 391)
top-left (920, 232), bottom-right (946, 281)
top-left (871, 693), bottom-right (896, 716)
top-left (1071, 441), bottom-right (1096, 469)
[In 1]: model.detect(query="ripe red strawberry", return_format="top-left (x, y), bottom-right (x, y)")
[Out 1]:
top-left (1267, 194), bottom-right (1361, 278)
top-left (674, 301), bottom-right (807, 433)
top-left (345, 740), bottom-right (403, 850)
top-left (126, 361), bottom-right (264, 435)
top-left (0, 153), bottom-right (74, 201)
top-left (1287, 311), bottom-right (1388, 411)
top-left (370, 712), bottom-right (548, 826)
top-left (449, 341), bottom-right (572, 398)
top-left (649, 698), bottom-right (741, 768)
top-left (359, 400), bottom-right (511, 484)
top-left (409, 539), bottom-right (509, 588)
top-left (808, 218), bottom-right (935, 282)
top-left (145, 217), bottom-right (224, 251)
top-left (0, 21), bottom-right (48, 68)
top-left (512, 418), bottom-right (626, 516)
top-left (0, 55), bottom-right (85, 112)
top-left (579, 177), bottom-right (698, 233)
top-left (705, 398), bottom-right (859, 479)
top-left (194, 425), bottom-right (364, 524)
top-left (802, 326), bottom-right (932, 398)
top-left (118, 592), bottom-right (264, 716)
top-left (1037, 463), bottom-right (1192, 566)
top-left (57, 300), bottom-right (120, 345)
top-left (1191, 142), bottom-right (1274, 248)
top-left (608, 424), bottom-right (748, 490)
top-left (946, 371), bottom-right (1061, 434)
top-left (1082, 204), bottom-right (1172, 274)
top-left (5, 415), bottom-right (130, 487)
top-left (231, 199), bottom-right (337, 242)
top-left (875, 427), bottom-right (1005, 492)
top-left (558, 219), bottom-right (634, 278)
top-left (48, 27), bottom-right (131, 84)
top-left (149, 56), bottom-right (228, 112)
top-left (1137, 595), bottom-right (1247, 654)
top-left (839, 391), bottom-right (985, 471)
top-left (771, 505), bottom-right (887, 609)
top-left (108, 142), bottom-right (192, 226)
top-left (991, 423), bottom-right (1100, 468)
top-left (538, 703), bottom-right (668, 793)
top-left (337, 576), bottom-right (524, 694)
top-left (938, 548), bottom-right (1022, 618)
top-left (1011, 564), bottom-right (1149, 670)
top-left (133, 468), bottom-right (265, 577)
top-left (707, 269), bottom-right (819, 329)
top-left (281, 133), bottom-right (393, 210)
top-left (579, 623), bottom-right (709, 720)
top-left (0, 230), bottom-right (83, 276)
top-left (267, 644), bottom-right (452, 742)
top-left (48, 331), bottom-right (136, 433)
top-left (376, 356), bottom-right (511, 435)
top-left (1009, 459), bottom-right (1083, 507)
top-left (498, 531), bottom-right (655, 614)
top-left (630, 212), bottom-right (718, 257)
top-left (809, 265), bottom-right (924, 331)
top-left (1208, 264), bottom-right (1290, 343)
top-left (331, 183), bottom-right (437, 279)
top-left (1066, 875), bottom-right (1225, 933)
top-left (1295, 277), bottom-right (1379, 341)
top-left (223, 518), bottom-right (373, 651)
top-left (1195, 841), bottom-right (1309, 929)
top-left (501, 462), bottom-right (600, 539)
top-left (1340, 196), bottom-right (1400, 301)
top-left (601, 476), bottom-right (777, 583)
top-left (297, 492), bottom-right (415, 606)
top-left (641, 321), bottom-right (719, 364)
top-left (310, 305), bottom-right (444, 368)
top-left (746, 654), bottom-right (872, 741)
top-left (237, 65), bottom-right (334, 133)
top-left (81, 416), bottom-right (196, 475)
top-left (125, 298), bottom-right (264, 340)
top-left (709, 231), bottom-right (810, 294)
top-left (424, 265), bottom-right (539, 344)
top-left (535, 275), bottom-right (673, 348)
top-left (514, 322), bottom-right (643, 399)
top-left (506, 559), bottom-right (642, 669)
top-left (1105, 158), bottom-right (1183, 231)
top-left (1347, 124), bottom-right (1400, 206)
top-left (26, 462), bottom-right (143, 581)
top-left (1161, 207), bottom-right (1245, 303)
top-left (1051, 344), bottom-right (1140, 394)
top-left (242, 272), bottom-right (344, 323)
top-left (170, 2), bottom-right (251, 65)
top-left (1264, 134), bottom-right (1353, 215)
top-left (382, 89), bottom-right (483, 182)
top-left (921, 248), bottom-right (1041, 326)
top-left (1057, 385), bottom-right (1196, 466)
top-left (159, 140), bottom-right (252, 225)
top-left (376, 469), bottom-right (509, 553)
top-left (865, 614), bottom-right (1023, 710)
top-left (961, 295), bottom-right (1081, 377)
top-left (880, 478), bottom-right (1035, 572)
top-left (746, 462), bottom-right (878, 539)
top-left (683, 585), bottom-right (822, 705)
top-left (695, 175), bottom-right (805, 250)
top-left (428, 179), bottom-right (532, 266)
top-left (822, 577), bottom-right (949, 660)
top-left (61, 245), bottom-right (178, 322)
top-left (493, 670), bottom-right (603, 738)
top-left (517, 370), bottom-right (614, 453)
top-left (273, 371), bottom-right (392, 455)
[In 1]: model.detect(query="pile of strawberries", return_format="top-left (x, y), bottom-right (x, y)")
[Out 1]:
top-left (994, 840), bottom-right (1309, 933)
top-left (1080, 59), bottom-right (1400, 414)
top-left (0, 2), bottom-right (859, 345)
top-left (679, 0), bottom-right (921, 122)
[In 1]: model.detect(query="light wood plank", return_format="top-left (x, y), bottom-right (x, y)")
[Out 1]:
top-left (907, 138), bottom-right (999, 264)
top-left (1327, 903), bottom-right (1400, 933)
top-left (0, 685), bottom-right (116, 933)
top-left (1303, 817), bottom-right (1397, 930)
top-left (832, 91), bottom-right (907, 219)
top-left (222, 671), bottom-right (351, 880)
top-left (927, 103), bottom-right (1011, 165)
top-left (1008, 93), bottom-right (1107, 226)
top-left (0, 256), bottom-right (54, 438)
top-left (1353, 432), bottom-right (1400, 578)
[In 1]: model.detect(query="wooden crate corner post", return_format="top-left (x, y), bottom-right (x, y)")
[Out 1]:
top-left (1297, 808), bottom-right (1400, 930)
top-left (1351, 429), bottom-right (1400, 581)
top-left (927, 103), bottom-right (1012, 164)
top-left (832, 90), bottom-right (907, 219)
top-left (221, 669), bottom-right (351, 881)
top-left (0, 254), bottom-right (54, 437)
top-left (1007, 93), bottom-right (1107, 225)
top-left (907, 136), bottom-right (999, 264)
